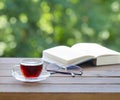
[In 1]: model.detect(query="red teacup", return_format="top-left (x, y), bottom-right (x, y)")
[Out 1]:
top-left (20, 59), bottom-right (43, 78)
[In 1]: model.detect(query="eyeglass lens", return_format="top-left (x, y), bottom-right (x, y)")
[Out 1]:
top-left (46, 63), bottom-right (83, 76)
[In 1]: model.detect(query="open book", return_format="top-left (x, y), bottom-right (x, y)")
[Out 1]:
top-left (42, 43), bottom-right (120, 68)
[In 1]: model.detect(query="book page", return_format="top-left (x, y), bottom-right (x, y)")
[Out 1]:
top-left (43, 45), bottom-right (94, 66)
top-left (71, 43), bottom-right (120, 57)
top-left (43, 45), bottom-right (93, 61)
top-left (43, 43), bottom-right (120, 66)
top-left (97, 55), bottom-right (120, 65)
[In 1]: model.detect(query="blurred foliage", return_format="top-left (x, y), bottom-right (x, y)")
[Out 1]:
top-left (0, 0), bottom-right (120, 57)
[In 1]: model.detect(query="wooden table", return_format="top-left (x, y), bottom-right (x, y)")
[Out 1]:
top-left (0, 58), bottom-right (120, 100)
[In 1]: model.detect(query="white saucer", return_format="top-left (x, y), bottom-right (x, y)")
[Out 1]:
top-left (12, 71), bottom-right (50, 82)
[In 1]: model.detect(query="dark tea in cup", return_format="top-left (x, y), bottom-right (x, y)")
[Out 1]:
top-left (20, 59), bottom-right (43, 78)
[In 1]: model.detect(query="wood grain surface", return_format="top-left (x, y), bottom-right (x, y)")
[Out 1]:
top-left (0, 58), bottom-right (120, 100)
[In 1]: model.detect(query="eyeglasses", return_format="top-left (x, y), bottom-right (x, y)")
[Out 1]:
top-left (45, 63), bottom-right (83, 77)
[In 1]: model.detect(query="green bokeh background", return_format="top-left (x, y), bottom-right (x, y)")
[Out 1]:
top-left (0, 0), bottom-right (120, 57)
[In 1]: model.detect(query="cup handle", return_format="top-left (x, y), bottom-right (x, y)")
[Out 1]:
top-left (12, 64), bottom-right (20, 75)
